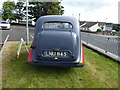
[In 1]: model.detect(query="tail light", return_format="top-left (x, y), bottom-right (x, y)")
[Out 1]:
top-left (28, 48), bottom-right (33, 62)
top-left (27, 41), bottom-right (35, 62)
top-left (80, 43), bottom-right (84, 63)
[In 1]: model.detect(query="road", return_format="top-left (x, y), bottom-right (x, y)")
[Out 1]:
top-left (0, 25), bottom-right (35, 50)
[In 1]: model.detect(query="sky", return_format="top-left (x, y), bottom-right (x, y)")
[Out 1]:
top-left (0, 0), bottom-right (119, 24)
top-left (61, 0), bottom-right (119, 24)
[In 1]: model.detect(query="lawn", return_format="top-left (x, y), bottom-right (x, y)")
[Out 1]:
top-left (2, 42), bottom-right (119, 88)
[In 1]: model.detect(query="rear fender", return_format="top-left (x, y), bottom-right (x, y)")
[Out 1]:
top-left (27, 42), bottom-right (35, 62)
top-left (80, 43), bottom-right (84, 63)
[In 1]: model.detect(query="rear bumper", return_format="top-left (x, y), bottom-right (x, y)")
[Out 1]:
top-left (26, 62), bottom-right (84, 68)
top-left (27, 43), bottom-right (84, 68)
top-left (0, 27), bottom-right (10, 30)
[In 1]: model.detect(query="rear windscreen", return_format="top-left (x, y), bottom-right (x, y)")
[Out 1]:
top-left (0, 22), bottom-right (9, 24)
top-left (42, 22), bottom-right (73, 29)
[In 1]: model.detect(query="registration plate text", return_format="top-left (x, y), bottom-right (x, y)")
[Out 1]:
top-left (44, 51), bottom-right (68, 57)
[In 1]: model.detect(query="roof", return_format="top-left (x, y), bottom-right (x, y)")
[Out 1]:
top-left (104, 23), bottom-right (113, 28)
top-left (80, 21), bottom-right (86, 25)
top-left (98, 22), bottom-right (105, 26)
top-left (81, 22), bottom-right (97, 28)
top-left (80, 21), bottom-right (107, 28)
top-left (80, 21), bottom-right (114, 28)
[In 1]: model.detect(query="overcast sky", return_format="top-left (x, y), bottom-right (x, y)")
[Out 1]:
top-left (62, 0), bottom-right (119, 24)
top-left (0, 0), bottom-right (119, 24)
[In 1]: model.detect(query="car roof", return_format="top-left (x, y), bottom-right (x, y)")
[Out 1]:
top-left (37, 15), bottom-right (78, 24)
top-left (35, 15), bottom-right (79, 30)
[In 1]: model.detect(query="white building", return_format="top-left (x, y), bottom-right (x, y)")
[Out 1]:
top-left (80, 21), bottom-right (113, 32)
top-left (80, 21), bottom-right (101, 32)
top-left (89, 23), bottom-right (101, 32)
top-left (104, 23), bottom-right (113, 31)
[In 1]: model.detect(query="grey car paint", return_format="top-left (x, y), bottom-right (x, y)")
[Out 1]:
top-left (29, 15), bottom-right (83, 67)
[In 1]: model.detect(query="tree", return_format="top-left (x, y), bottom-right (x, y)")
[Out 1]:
top-left (96, 29), bottom-right (102, 32)
top-left (42, 2), bottom-right (64, 15)
top-left (15, 2), bottom-right (25, 22)
top-left (28, 2), bottom-right (64, 22)
top-left (2, 1), bottom-right (16, 22)
top-left (2, 1), bottom-right (64, 22)
top-left (112, 24), bottom-right (120, 32)
top-left (28, 2), bottom-right (43, 21)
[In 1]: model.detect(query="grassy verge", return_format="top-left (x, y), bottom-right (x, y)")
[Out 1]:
top-left (2, 42), bottom-right (119, 88)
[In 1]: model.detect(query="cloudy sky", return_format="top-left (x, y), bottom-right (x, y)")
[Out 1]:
top-left (0, 0), bottom-right (119, 24)
top-left (61, 0), bottom-right (119, 24)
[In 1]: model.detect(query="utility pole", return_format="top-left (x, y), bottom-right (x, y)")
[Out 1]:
top-left (118, 1), bottom-right (120, 24)
top-left (79, 13), bottom-right (80, 21)
top-left (103, 18), bottom-right (107, 31)
top-left (26, 0), bottom-right (29, 45)
top-left (72, 14), bottom-right (74, 17)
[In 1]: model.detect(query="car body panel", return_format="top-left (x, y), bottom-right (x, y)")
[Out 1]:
top-left (27, 15), bottom-right (84, 67)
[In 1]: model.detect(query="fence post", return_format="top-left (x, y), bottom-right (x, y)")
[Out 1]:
top-left (87, 34), bottom-right (89, 44)
top-left (17, 38), bottom-right (24, 58)
top-left (105, 37), bottom-right (110, 53)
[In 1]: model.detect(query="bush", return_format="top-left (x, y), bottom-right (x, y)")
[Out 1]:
top-left (97, 29), bottom-right (102, 32)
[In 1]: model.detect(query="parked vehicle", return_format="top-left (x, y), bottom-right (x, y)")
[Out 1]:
top-left (0, 21), bottom-right (11, 30)
top-left (27, 15), bottom-right (84, 67)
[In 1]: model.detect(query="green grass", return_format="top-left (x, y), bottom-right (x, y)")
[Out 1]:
top-left (2, 42), bottom-right (119, 88)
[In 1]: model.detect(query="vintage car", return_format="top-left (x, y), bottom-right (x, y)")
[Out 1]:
top-left (27, 15), bottom-right (84, 67)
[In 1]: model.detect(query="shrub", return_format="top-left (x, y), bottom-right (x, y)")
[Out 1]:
top-left (97, 29), bottom-right (102, 32)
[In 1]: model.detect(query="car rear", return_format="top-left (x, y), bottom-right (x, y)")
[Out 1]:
top-left (0, 21), bottom-right (10, 30)
top-left (27, 15), bottom-right (84, 67)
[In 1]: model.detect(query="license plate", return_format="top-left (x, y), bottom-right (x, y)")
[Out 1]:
top-left (44, 51), bottom-right (68, 57)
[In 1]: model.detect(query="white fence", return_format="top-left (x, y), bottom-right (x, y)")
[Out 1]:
top-left (81, 32), bottom-right (120, 61)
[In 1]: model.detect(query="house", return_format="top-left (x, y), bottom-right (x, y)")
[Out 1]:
top-left (98, 22), bottom-right (105, 29)
top-left (89, 23), bottom-right (101, 32)
top-left (80, 21), bottom-right (86, 27)
top-left (80, 21), bottom-right (101, 32)
top-left (104, 23), bottom-right (113, 31)
top-left (80, 21), bottom-right (113, 32)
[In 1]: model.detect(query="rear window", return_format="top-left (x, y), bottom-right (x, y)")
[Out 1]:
top-left (42, 22), bottom-right (73, 29)
top-left (0, 22), bottom-right (9, 24)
